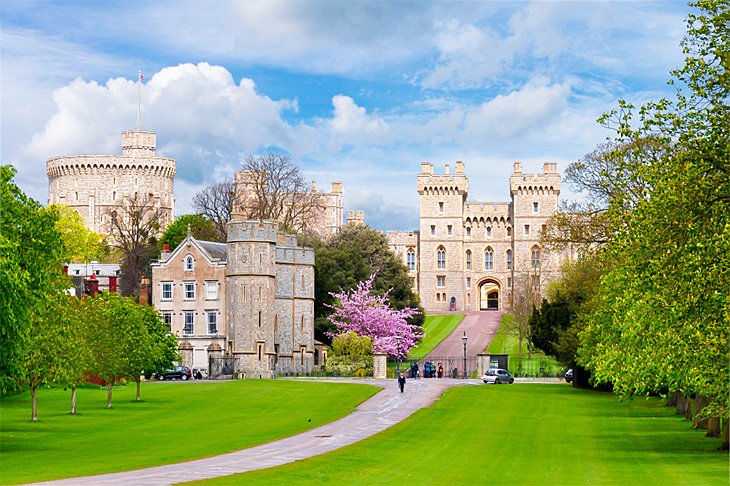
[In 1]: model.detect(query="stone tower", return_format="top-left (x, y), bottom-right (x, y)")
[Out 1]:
top-left (46, 130), bottom-right (175, 236)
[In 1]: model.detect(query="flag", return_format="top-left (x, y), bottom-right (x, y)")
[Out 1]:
top-left (138, 71), bottom-right (144, 81)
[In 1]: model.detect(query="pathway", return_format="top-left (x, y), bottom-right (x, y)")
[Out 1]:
top-left (30, 378), bottom-right (471, 486)
top-left (427, 310), bottom-right (503, 358)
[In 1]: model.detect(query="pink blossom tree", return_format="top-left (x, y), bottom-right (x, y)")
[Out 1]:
top-left (327, 273), bottom-right (421, 358)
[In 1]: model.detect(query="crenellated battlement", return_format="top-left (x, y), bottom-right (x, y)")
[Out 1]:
top-left (509, 161), bottom-right (561, 196)
top-left (46, 155), bottom-right (176, 178)
top-left (417, 161), bottom-right (469, 196)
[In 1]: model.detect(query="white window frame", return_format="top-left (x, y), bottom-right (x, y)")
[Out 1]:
top-left (183, 311), bottom-right (194, 335)
top-left (162, 311), bottom-right (173, 332)
top-left (205, 281), bottom-right (218, 300)
top-left (184, 281), bottom-right (195, 300)
top-left (207, 311), bottom-right (218, 335)
top-left (161, 282), bottom-right (173, 301)
top-left (184, 254), bottom-right (194, 271)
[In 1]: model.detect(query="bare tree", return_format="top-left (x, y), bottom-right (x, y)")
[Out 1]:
top-left (192, 180), bottom-right (235, 241)
top-left (235, 153), bottom-right (322, 234)
top-left (106, 193), bottom-right (164, 296)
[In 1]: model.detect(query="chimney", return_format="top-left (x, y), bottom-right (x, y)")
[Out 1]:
top-left (456, 161), bottom-right (464, 174)
top-left (139, 275), bottom-right (151, 306)
top-left (85, 274), bottom-right (99, 297)
top-left (161, 243), bottom-right (172, 262)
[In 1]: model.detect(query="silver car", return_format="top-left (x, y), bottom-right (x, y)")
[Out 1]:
top-left (482, 368), bottom-right (514, 384)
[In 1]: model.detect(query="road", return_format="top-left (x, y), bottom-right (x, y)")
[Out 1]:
top-left (426, 310), bottom-right (503, 358)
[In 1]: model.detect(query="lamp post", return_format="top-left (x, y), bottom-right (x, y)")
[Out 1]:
top-left (395, 335), bottom-right (403, 375)
top-left (462, 331), bottom-right (468, 379)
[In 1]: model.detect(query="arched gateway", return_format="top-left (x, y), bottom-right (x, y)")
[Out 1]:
top-left (479, 279), bottom-right (501, 310)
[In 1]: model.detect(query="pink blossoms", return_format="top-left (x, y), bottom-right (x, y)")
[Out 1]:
top-left (327, 274), bottom-right (421, 358)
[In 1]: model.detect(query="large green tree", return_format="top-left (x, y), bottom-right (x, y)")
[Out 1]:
top-left (0, 166), bottom-right (68, 393)
top-left (159, 213), bottom-right (221, 251)
top-left (576, 0), bottom-right (729, 445)
top-left (52, 204), bottom-right (108, 263)
top-left (309, 224), bottom-right (423, 343)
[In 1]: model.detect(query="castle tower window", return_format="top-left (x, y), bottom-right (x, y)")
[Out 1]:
top-left (524, 225), bottom-right (530, 236)
top-left (506, 250), bottom-right (513, 270)
top-left (185, 255), bottom-right (194, 271)
top-left (437, 276), bottom-right (445, 287)
top-left (466, 277), bottom-right (471, 288)
top-left (407, 248), bottom-right (416, 270)
top-left (439, 201), bottom-right (444, 213)
top-left (465, 249), bottom-right (472, 270)
top-left (507, 277), bottom-right (513, 288)
top-left (258, 344), bottom-right (262, 361)
top-left (437, 246), bottom-right (446, 269)
top-left (484, 247), bottom-right (494, 270)
top-left (258, 311), bottom-right (262, 327)
top-left (533, 202), bottom-right (539, 213)
top-left (430, 225), bottom-right (435, 236)
top-left (75, 191), bottom-right (79, 202)
top-left (507, 226), bottom-right (512, 237)
top-left (466, 227), bottom-right (471, 237)
top-left (112, 191), bottom-right (116, 201)
top-left (447, 225), bottom-right (452, 236)
top-left (486, 227), bottom-right (492, 238)
top-left (531, 246), bottom-right (541, 270)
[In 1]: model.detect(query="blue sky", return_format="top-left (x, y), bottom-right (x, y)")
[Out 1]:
top-left (1, 0), bottom-right (691, 230)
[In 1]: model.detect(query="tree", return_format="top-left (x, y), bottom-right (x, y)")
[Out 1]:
top-left (235, 153), bottom-right (322, 234)
top-left (576, 0), bottom-right (729, 446)
top-left (52, 204), bottom-right (108, 263)
top-left (324, 331), bottom-right (373, 376)
top-left (327, 273), bottom-right (421, 358)
top-left (106, 192), bottom-right (164, 296)
top-left (0, 166), bottom-right (67, 393)
top-left (159, 214), bottom-right (221, 251)
top-left (192, 179), bottom-right (235, 241)
top-left (312, 224), bottom-right (424, 343)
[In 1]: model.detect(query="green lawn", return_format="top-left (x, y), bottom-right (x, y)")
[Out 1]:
top-left (0, 380), bottom-right (377, 484)
top-left (193, 385), bottom-right (728, 485)
top-left (488, 313), bottom-right (563, 377)
top-left (408, 314), bottom-right (464, 359)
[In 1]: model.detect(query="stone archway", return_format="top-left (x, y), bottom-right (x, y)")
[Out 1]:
top-left (479, 279), bottom-right (501, 310)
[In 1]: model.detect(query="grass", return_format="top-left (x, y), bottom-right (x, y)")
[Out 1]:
top-left (488, 313), bottom-right (563, 377)
top-left (191, 385), bottom-right (729, 485)
top-left (0, 380), bottom-right (377, 484)
top-left (408, 314), bottom-right (464, 360)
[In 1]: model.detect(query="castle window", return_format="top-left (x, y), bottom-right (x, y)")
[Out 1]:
top-left (185, 255), bottom-right (194, 271)
top-left (524, 225), bottom-right (530, 236)
top-left (531, 246), bottom-right (541, 270)
top-left (507, 227), bottom-right (512, 237)
top-left (507, 277), bottom-right (513, 288)
top-left (437, 276), bottom-right (445, 287)
top-left (162, 311), bottom-right (172, 333)
top-left (533, 202), bottom-right (539, 213)
top-left (184, 281), bottom-right (195, 300)
top-left (465, 249), bottom-right (472, 270)
top-left (205, 281), bottom-right (218, 300)
top-left (437, 293), bottom-right (441, 302)
top-left (439, 201), bottom-right (444, 213)
top-left (161, 282), bottom-right (173, 300)
top-left (437, 246), bottom-right (446, 269)
top-left (506, 250), bottom-right (513, 270)
top-left (112, 191), bottom-right (116, 201)
top-left (407, 248), bottom-right (416, 270)
top-left (258, 344), bottom-right (262, 361)
top-left (301, 315), bottom-right (305, 333)
top-left (466, 277), bottom-right (471, 288)
top-left (207, 311), bottom-right (218, 335)
top-left (258, 311), bottom-right (262, 327)
top-left (466, 227), bottom-right (471, 237)
top-left (183, 312), bottom-right (194, 335)
top-left (430, 225), bottom-right (435, 236)
top-left (484, 247), bottom-right (494, 270)
top-left (486, 227), bottom-right (492, 238)
top-left (447, 225), bottom-right (452, 236)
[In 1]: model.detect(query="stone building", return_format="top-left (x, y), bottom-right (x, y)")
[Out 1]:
top-left (387, 161), bottom-right (564, 313)
top-left (151, 218), bottom-right (316, 378)
top-left (46, 130), bottom-right (176, 237)
top-left (234, 169), bottom-right (344, 240)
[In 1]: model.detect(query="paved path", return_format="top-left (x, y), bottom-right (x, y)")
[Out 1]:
top-left (30, 378), bottom-right (472, 486)
top-left (427, 310), bottom-right (503, 357)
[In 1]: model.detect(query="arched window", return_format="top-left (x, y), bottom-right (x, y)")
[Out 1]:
top-left (437, 246), bottom-right (446, 269)
top-left (484, 247), bottom-right (494, 270)
top-left (507, 226), bottom-right (512, 237)
top-left (506, 250), bottom-right (513, 270)
top-left (531, 246), bottom-right (541, 270)
top-left (465, 249), bottom-right (472, 270)
top-left (184, 255), bottom-right (194, 271)
top-left (466, 227), bottom-right (471, 237)
top-left (407, 248), bottom-right (416, 270)
top-left (486, 226), bottom-right (492, 238)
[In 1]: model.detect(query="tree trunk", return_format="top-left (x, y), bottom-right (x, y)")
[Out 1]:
top-left (70, 385), bottom-right (77, 415)
top-left (692, 396), bottom-right (708, 430)
top-left (31, 385), bottom-right (38, 422)
top-left (666, 391), bottom-right (679, 407)
top-left (107, 383), bottom-right (113, 408)
top-left (136, 376), bottom-right (141, 401)
top-left (675, 394), bottom-right (692, 419)
top-left (706, 417), bottom-right (720, 437)
top-left (721, 420), bottom-right (729, 451)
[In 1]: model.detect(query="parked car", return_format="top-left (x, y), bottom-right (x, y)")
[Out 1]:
top-left (161, 366), bottom-right (192, 380)
top-left (564, 368), bottom-right (574, 383)
top-left (482, 368), bottom-right (514, 384)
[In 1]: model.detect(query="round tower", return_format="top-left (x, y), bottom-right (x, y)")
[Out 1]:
top-left (46, 130), bottom-right (176, 236)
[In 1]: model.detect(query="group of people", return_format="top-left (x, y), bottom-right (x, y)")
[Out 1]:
top-left (398, 361), bottom-right (446, 393)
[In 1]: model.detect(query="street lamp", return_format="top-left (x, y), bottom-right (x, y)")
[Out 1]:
top-left (395, 335), bottom-right (403, 375)
top-left (462, 331), bottom-right (468, 379)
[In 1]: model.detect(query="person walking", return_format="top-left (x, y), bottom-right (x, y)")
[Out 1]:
top-left (398, 372), bottom-right (406, 393)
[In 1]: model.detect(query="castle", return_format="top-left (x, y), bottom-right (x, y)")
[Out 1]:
top-left (151, 219), bottom-right (318, 378)
top-left (387, 161), bottom-right (564, 313)
top-left (46, 130), bottom-right (176, 237)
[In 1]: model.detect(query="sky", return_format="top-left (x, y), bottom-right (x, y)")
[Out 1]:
top-left (1, 0), bottom-right (691, 231)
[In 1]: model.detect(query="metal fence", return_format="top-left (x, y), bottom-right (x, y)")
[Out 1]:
top-left (389, 356), bottom-right (480, 379)
top-left (209, 356), bottom-right (236, 379)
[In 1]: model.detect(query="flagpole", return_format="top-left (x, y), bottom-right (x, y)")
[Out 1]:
top-left (136, 71), bottom-right (142, 130)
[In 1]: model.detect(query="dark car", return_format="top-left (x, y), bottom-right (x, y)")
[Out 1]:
top-left (161, 366), bottom-right (192, 380)
top-left (564, 369), bottom-right (574, 383)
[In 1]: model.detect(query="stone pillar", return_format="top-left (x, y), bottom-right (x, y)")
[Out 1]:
top-left (372, 353), bottom-right (387, 379)
top-left (178, 341), bottom-right (193, 369)
top-left (207, 343), bottom-right (223, 379)
top-left (477, 353), bottom-right (491, 378)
